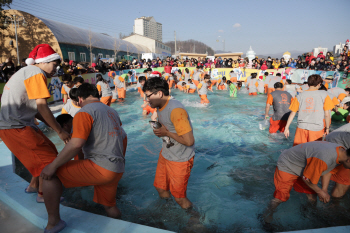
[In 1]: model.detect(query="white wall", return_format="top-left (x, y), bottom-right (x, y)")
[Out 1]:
top-left (313, 47), bottom-right (328, 56)
top-left (333, 43), bottom-right (345, 56)
top-left (134, 19), bottom-right (144, 36)
top-left (123, 34), bottom-right (156, 53)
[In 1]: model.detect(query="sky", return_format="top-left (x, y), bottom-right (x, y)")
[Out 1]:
top-left (5, 0), bottom-right (350, 56)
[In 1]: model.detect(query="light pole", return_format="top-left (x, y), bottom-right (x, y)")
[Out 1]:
top-left (3, 15), bottom-right (28, 66)
top-left (216, 36), bottom-right (225, 52)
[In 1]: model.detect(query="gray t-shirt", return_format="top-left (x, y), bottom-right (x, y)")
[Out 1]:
top-left (0, 65), bottom-right (50, 129)
top-left (62, 99), bottom-right (81, 117)
top-left (198, 81), bottom-right (208, 95)
top-left (96, 81), bottom-right (112, 97)
top-left (157, 98), bottom-right (195, 162)
top-left (268, 76), bottom-right (282, 88)
top-left (326, 131), bottom-right (350, 149)
top-left (270, 90), bottom-right (292, 121)
top-left (277, 142), bottom-right (342, 183)
top-left (74, 102), bottom-right (126, 173)
top-left (248, 79), bottom-right (258, 93)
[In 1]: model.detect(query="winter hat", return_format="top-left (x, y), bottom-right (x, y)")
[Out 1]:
top-left (150, 71), bottom-right (162, 78)
top-left (25, 44), bottom-right (61, 65)
top-left (69, 60), bottom-right (73, 66)
top-left (91, 63), bottom-right (96, 67)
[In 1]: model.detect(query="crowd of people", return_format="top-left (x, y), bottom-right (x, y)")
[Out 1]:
top-left (1, 43), bottom-right (350, 233)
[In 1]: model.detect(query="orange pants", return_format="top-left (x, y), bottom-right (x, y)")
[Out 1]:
top-left (100, 96), bottom-right (112, 106)
top-left (0, 126), bottom-right (58, 177)
top-left (57, 159), bottom-right (123, 207)
top-left (274, 167), bottom-right (315, 202)
top-left (200, 94), bottom-right (209, 104)
top-left (218, 85), bottom-right (225, 90)
top-left (111, 98), bottom-right (117, 103)
top-left (269, 118), bottom-right (287, 133)
top-left (117, 88), bottom-right (126, 99)
top-left (143, 105), bottom-right (156, 115)
top-left (267, 88), bottom-right (275, 94)
top-left (177, 85), bottom-right (184, 91)
top-left (293, 127), bottom-right (324, 146)
top-left (154, 152), bottom-right (194, 198)
top-left (193, 80), bottom-right (199, 86)
top-left (137, 87), bottom-right (144, 98)
top-left (331, 165), bottom-right (350, 185)
top-left (188, 89), bottom-right (196, 93)
top-left (169, 80), bottom-right (174, 89)
top-left (249, 92), bottom-right (257, 95)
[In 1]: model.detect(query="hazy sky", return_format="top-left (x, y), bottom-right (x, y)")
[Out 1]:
top-left (6, 0), bottom-right (350, 56)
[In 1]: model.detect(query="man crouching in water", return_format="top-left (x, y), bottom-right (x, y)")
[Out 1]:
top-left (143, 77), bottom-right (195, 209)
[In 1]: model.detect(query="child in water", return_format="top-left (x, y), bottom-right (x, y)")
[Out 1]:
top-left (227, 80), bottom-right (237, 97)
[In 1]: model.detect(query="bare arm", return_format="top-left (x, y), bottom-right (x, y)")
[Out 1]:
top-left (265, 103), bottom-right (271, 119)
top-left (324, 110), bottom-right (330, 135)
top-left (284, 111), bottom-right (297, 138)
top-left (302, 178), bottom-right (330, 203)
top-left (321, 172), bottom-right (332, 191)
top-left (40, 138), bottom-right (86, 180)
top-left (63, 94), bottom-right (68, 104)
top-left (36, 98), bottom-right (70, 143)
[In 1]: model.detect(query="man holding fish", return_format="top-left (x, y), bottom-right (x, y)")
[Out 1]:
top-left (143, 77), bottom-right (195, 209)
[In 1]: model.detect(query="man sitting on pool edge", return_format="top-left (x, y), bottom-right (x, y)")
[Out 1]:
top-left (142, 77), bottom-right (195, 209)
top-left (40, 83), bottom-right (127, 233)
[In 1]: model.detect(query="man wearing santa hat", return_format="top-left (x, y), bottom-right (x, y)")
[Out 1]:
top-left (0, 44), bottom-right (71, 203)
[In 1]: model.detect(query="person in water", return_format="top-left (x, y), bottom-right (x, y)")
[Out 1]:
top-left (197, 74), bottom-right (212, 104)
top-left (265, 82), bottom-right (293, 134)
top-left (264, 141), bottom-right (350, 223)
top-left (41, 83), bottom-right (127, 232)
top-left (142, 78), bottom-right (195, 209)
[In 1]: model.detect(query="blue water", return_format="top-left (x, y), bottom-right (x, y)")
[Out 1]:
top-left (38, 88), bottom-right (350, 233)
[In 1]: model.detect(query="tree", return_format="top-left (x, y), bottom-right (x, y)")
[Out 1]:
top-left (113, 37), bottom-right (121, 62)
top-left (164, 39), bottom-right (214, 56)
top-left (0, 1), bottom-right (12, 30)
top-left (86, 28), bottom-right (99, 64)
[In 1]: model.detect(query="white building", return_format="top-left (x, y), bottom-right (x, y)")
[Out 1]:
top-left (333, 42), bottom-right (345, 56)
top-left (313, 47), bottom-right (328, 56)
top-left (122, 34), bottom-right (171, 57)
top-left (246, 46), bottom-right (256, 61)
top-left (133, 16), bottom-right (162, 42)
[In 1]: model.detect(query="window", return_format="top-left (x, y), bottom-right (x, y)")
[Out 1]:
top-left (68, 52), bottom-right (75, 61)
top-left (80, 53), bottom-right (86, 62)
top-left (98, 53), bottom-right (103, 58)
top-left (106, 55), bottom-right (110, 58)
top-left (92, 53), bottom-right (96, 61)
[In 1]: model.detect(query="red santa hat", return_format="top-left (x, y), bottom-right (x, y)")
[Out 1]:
top-left (25, 44), bottom-right (61, 65)
top-left (150, 71), bottom-right (162, 78)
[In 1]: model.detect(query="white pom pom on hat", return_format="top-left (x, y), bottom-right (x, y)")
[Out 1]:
top-left (26, 44), bottom-right (61, 65)
top-left (150, 71), bottom-right (162, 77)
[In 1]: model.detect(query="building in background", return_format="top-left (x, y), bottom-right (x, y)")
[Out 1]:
top-left (0, 9), bottom-right (150, 64)
top-left (333, 42), bottom-right (345, 56)
top-left (122, 34), bottom-right (171, 57)
top-left (313, 47), bottom-right (328, 56)
top-left (133, 16), bottom-right (162, 42)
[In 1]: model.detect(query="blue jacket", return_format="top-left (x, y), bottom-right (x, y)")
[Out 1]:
top-left (288, 61), bottom-right (297, 68)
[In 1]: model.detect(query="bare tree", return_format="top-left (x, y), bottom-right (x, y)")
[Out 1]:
top-left (113, 37), bottom-right (121, 62)
top-left (86, 28), bottom-right (99, 64)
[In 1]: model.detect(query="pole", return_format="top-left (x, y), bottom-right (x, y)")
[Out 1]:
top-left (14, 15), bottom-right (20, 66)
top-left (174, 31), bottom-right (177, 56)
top-left (223, 39), bottom-right (225, 52)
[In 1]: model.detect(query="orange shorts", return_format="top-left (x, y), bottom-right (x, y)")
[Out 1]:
top-left (100, 96), bottom-right (112, 106)
top-left (57, 159), bottom-right (123, 207)
top-left (211, 80), bottom-right (217, 86)
top-left (143, 105), bottom-right (156, 115)
top-left (269, 118), bottom-right (287, 133)
top-left (274, 167), bottom-right (316, 202)
top-left (331, 165), bottom-right (350, 185)
top-left (293, 127), bottom-right (324, 146)
top-left (137, 87), bottom-right (144, 98)
top-left (188, 89), bottom-right (196, 93)
top-left (200, 94), bottom-right (209, 104)
top-left (169, 80), bottom-right (174, 89)
top-left (267, 88), bottom-right (275, 94)
top-left (117, 88), bottom-right (126, 99)
top-left (249, 92), bottom-right (257, 95)
top-left (111, 98), bottom-right (117, 103)
top-left (218, 85), bottom-right (225, 90)
top-left (177, 85), bottom-right (184, 91)
top-left (230, 77), bottom-right (237, 83)
top-left (264, 85), bottom-right (268, 94)
top-left (154, 152), bottom-right (194, 198)
top-left (193, 80), bottom-right (199, 86)
top-left (0, 126), bottom-right (58, 177)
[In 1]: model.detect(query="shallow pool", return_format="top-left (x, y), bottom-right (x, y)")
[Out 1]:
top-left (35, 88), bottom-right (350, 232)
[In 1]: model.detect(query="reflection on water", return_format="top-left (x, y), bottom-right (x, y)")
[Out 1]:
top-left (14, 89), bottom-right (350, 232)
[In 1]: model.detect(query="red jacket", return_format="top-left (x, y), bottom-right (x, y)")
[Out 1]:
top-left (164, 65), bottom-right (172, 74)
